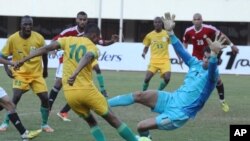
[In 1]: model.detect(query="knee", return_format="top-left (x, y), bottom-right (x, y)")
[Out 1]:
top-left (144, 77), bottom-right (151, 83)
top-left (86, 115), bottom-right (98, 127)
top-left (217, 79), bottom-right (223, 86)
top-left (103, 111), bottom-right (121, 128)
top-left (164, 77), bottom-right (170, 83)
top-left (12, 95), bottom-right (21, 104)
top-left (4, 101), bottom-right (16, 113)
top-left (137, 121), bottom-right (148, 132)
top-left (133, 91), bottom-right (145, 102)
top-left (54, 81), bottom-right (62, 90)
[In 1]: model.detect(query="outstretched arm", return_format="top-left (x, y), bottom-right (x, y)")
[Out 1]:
top-left (15, 41), bottom-right (60, 68)
top-left (0, 57), bottom-right (13, 66)
top-left (0, 54), bottom-right (14, 78)
top-left (220, 32), bottom-right (239, 55)
top-left (162, 12), bottom-right (192, 64)
top-left (206, 34), bottom-right (227, 81)
top-left (67, 52), bottom-right (95, 86)
top-left (98, 34), bottom-right (119, 46)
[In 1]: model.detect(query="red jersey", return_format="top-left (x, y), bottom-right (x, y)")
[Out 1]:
top-left (53, 25), bottom-right (85, 63)
top-left (183, 24), bottom-right (220, 60)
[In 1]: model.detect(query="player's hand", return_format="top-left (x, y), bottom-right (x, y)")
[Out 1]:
top-left (111, 34), bottom-right (119, 42)
top-left (68, 75), bottom-right (77, 86)
top-left (49, 50), bottom-right (57, 59)
top-left (162, 12), bottom-right (176, 32)
top-left (4, 65), bottom-right (14, 78)
top-left (205, 34), bottom-right (227, 54)
top-left (231, 45), bottom-right (239, 55)
top-left (43, 70), bottom-right (48, 78)
top-left (142, 53), bottom-right (146, 59)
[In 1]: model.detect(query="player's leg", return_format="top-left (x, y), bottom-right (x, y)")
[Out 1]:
top-left (102, 109), bottom-right (138, 141)
top-left (137, 117), bottom-right (157, 139)
top-left (216, 77), bottom-right (229, 112)
top-left (49, 63), bottom-right (63, 110)
top-left (57, 103), bottom-right (71, 122)
top-left (37, 92), bottom-right (54, 132)
top-left (0, 88), bottom-right (41, 140)
top-left (85, 113), bottom-right (106, 141)
top-left (108, 90), bottom-right (158, 110)
top-left (48, 77), bottom-right (62, 110)
top-left (158, 62), bottom-right (171, 90)
top-left (64, 89), bottom-right (106, 141)
top-left (33, 77), bottom-right (54, 133)
top-left (92, 60), bottom-right (108, 97)
top-left (142, 64), bottom-right (157, 91)
top-left (0, 87), bottom-right (27, 132)
top-left (158, 71), bottom-right (171, 90)
top-left (88, 89), bottom-right (137, 141)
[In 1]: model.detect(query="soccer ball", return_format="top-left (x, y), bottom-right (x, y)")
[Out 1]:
top-left (138, 137), bottom-right (152, 141)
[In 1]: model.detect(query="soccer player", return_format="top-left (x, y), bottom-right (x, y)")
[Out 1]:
top-left (16, 23), bottom-right (138, 141)
top-left (141, 17), bottom-right (178, 91)
top-left (183, 13), bottom-right (239, 112)
top-left (0, 15), bottom-right (54, 132)
top-left (48, 11), bottom-right (118, 121)
top-left (0, 58), bottom-right (41, 141)
top-left (108, 13), bottom-right (228, 139)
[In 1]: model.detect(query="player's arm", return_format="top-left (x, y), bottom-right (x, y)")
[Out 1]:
top-left (162, 12), bottom-right (192, 64)
top-left (98, 34), bottom-right (119, 46)
top-left (182, 29), bottom-right (190, 49)
top-left (0, 56), bottom-right (13, 66)
top-left (42, 53), bottom-right (48, 78)
top-left (0, 53), bottom-right (14, 78)
top-left (16, 41), bottom-right (60, 68)
top-left (67, 52), bottom-right (95, 86)
top-left (220, 32), bottom-right (239, 54)
top-left (141, 46), bottom-right (149, 59)
top-left (183, 42), bottom-right (188, 49)
top-left (205, 34), bottom-right (227, 81)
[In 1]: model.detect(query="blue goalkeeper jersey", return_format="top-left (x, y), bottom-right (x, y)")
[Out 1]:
top-left (169, 35), bottom-right (219, 118)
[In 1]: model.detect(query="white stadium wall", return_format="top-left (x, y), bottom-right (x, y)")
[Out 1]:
top-left (0, 38), bottom-right (249, 75)
top-left (0, 0), bottom-right (250, 22)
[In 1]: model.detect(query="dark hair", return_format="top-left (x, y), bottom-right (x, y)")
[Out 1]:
top-left (84, 23), bottom-right (100, 35)
top-left (77, 11), bottom-right (87, 17)
top-left (21, 15), bottom-right (32, 21)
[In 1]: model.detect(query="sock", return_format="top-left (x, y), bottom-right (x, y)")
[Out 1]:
top-left (158, 80), bottom-right (167, 90)
top-left (90, 126), bottom-right (106, 141)
top-left (8, 113), bottom-right (26, 135)
top-left (117, 123), bottom-right (137, 141)
top-left (138, 130), bottom-right (150, 137)
top-left (60, 104), bottom-right (71, 113)
top-left (48, 86), bottom-right (60, 110)
top-left (2, 113), bottom-right (10, 125)
top-left (216, 83), bottom-right (224, 101)
top-left (96, 74), bottom-right (105, 91)
top-left (40, 106), bottom-right (49, 126)
top-left (142, 83), bottom-right (149, 91)
top-left (108, 93), bottom-right (134, 107)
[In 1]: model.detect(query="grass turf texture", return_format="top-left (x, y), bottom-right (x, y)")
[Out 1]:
top-left (0, 69), bottom-right (249, 141)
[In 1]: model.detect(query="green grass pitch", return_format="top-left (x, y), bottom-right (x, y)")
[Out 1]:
top-left (0, 68), bottom-right (249, 141)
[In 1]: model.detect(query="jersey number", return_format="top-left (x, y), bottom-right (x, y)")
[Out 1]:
top-left (196, 40), bottom-right (204, 46)
top-left (69, 44), bottom-right (87, 63)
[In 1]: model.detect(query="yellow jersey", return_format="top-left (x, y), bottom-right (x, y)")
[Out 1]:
top-left (143, 30), bottom-right (170, 64)
top-left (1, 31), bottom-right (45, 77)
top-left (58, 36), bottom-right (98, 90)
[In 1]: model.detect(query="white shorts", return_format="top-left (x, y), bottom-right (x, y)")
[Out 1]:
top-left (0, 87), bottom-right (7, 98)
top-left (55, 63), bottom-right (63, 78)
